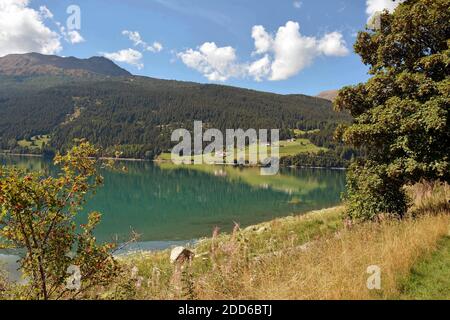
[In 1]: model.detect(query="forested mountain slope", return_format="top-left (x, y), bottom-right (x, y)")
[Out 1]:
top-left (0, 54), bottom-right (351, 159)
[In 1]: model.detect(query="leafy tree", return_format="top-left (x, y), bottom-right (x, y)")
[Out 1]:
top-left (335, 0), bottom-right (449, 220)
top-left (0, 142), bottom-right (120, 299)
top-left (6, 139), bottom-right (16, 150)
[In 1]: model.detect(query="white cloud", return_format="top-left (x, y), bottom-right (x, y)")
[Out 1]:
top-left (269, 21), bottom-right (319, 80)
top-left (178, 21), bottom-right (349, 82)
top-left (56, 23), bottom-right (85, 44)
top-left (0, 1), bottom-right (87, 57)
top-left (0, 0), bottom-right (62, 57)
top-left (101, 30), bottom-right (162, 71)
top-left (247, 54), bottom-right (271, 82)
top-left (178, 42), bottom-right (242, 81)
top-left (366, 0), bottom-right (403, 21)
top-left (251, 25), bottom-right (272, 55)
top-left (66, 30), bottom-right (84, 44)
top-left (317, 32), bottom-right (349, 57)
top-left (122, 30), bottom-right (163, 52)
top-left (103, 48), bottom-right (144, 69)
top-left (122, 30), bottom-right (144, 47)
top-left (293, 1), bottom-right (303, 9)
top-left (152, 42), bottom-right (163, 53)
top-left (39, 6), bottom-right (53, 19)
top-left (256, 21), bottom-right (349, 81)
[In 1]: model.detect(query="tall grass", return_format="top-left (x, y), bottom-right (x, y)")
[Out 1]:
top-left (208, 214), bottom-right (449, 300)
top-left (77, 182), bottom-right (450, 300)
top-left (406, 181), bottom-right (450, 217)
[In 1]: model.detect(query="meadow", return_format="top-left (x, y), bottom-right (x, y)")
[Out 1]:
top-left (156, 138), bottom-right (327, 164)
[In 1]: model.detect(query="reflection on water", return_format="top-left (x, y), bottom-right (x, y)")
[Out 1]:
top-left (0, 155), bottom-right (346, 243)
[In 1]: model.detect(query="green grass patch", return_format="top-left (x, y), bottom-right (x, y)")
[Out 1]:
top-left (400, 235), bottom-right (450, 300)
top-left (195, 206), bottom-right (344, 257)
top-left (157, 138), bottom-right (326, 163)
top-left (277, 138), bottom-right (326, 157)
top-left (293, 129), bottom-right (320, 137)
top-left (17, 140), bottom-right (33, 148)
top-left (17, 135), bottom-right (50, 150)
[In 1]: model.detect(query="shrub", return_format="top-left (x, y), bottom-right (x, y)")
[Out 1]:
top-left (0, 141), bottom-right (120, 299)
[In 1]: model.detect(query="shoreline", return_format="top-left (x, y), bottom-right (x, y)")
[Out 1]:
top-left (154, 158), bottom-right (347, 170)
top-left (0, 206), bottom-right (342, 282)
top-left (288, 165), bottom-right (346, 171)
top-left (0, 152), bottom-right (43, 157)
top-left (1, 152), bottom-right (346, 170)
top-left (109, 205), bottom-right (347, 256)
top-left (100, 156), bottom-right (149, 162)
top-left (0, 152), bottom-right (149, 162)
top-left (117, 206), bottom-right (344, 256)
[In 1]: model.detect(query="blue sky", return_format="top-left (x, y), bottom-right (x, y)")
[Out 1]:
top-left (1, 0), bottom-right (402, 95)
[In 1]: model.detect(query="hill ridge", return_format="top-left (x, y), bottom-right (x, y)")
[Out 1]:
top-left (0, 52), bottom-right (131, 77)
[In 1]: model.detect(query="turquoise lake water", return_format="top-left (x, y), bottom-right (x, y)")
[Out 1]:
top-left (0, 155), bottom-right (346, 247)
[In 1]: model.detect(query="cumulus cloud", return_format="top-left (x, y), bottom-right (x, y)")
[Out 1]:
top-left (247, 54), bottom-right (271, 82)
top-left (0, 0), bottom-right (62, 57)
top-left (366, 0), bottom-right (403, 21)
top-left (177, 42), bottom-right (242, 81)
top-left (122, 30), bottom-right (163, 53)
top-left (103, 48), bottom-right (144, 69)
top-left (178, 21), bottom-right (349, 82)
top-left (317, 32), bottom-right (349, 57)
top-left (66, 30), bottom-right (84, 44)
top-left (56, 22), bottom-right (85, 44)
top-left (268, 21), bottom-right (317, 80)
top-left (38, 5), bottom-right (53, 19)
top-left (266, 22), bottom-right (349, 80)
top-left (251, 25), bottom-right (272, 55)
top-left (101, 30), bottom-right (162, 71)
top-left (152, 42), bottom-right (163, 52)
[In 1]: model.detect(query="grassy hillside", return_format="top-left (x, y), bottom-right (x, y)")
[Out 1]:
top-left (157, 137), bottom-right (327, 163)
top-left (81, 182), bottom-right (450, 300)
top-left (17, 135), bottom-right (50, 150)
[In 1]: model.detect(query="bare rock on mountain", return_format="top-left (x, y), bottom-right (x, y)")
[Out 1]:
top-left (0, 52), bottom-right (131, 77)
top-left (317, 90), bottom-right (339, 102)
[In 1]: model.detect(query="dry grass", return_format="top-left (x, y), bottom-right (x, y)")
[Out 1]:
top-left (214, 214), bottom-right (449, 300)
top-left (112, 207), bottom-right (344, 300)
top-left (406, 181), bottom-right (450, 217)
top-left (95, 182), bottom-right (450, 300)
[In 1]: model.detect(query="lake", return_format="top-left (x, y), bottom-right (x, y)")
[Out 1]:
top-left (0, 155), bottom-right (346, 250)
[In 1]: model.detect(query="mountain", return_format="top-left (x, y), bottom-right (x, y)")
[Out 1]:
top-left (0, 52), bottom-right (131, 77)
top-left (0, 53), bottom-right (351, 159)
top-left (317, 90), bottom-right (339, 102)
